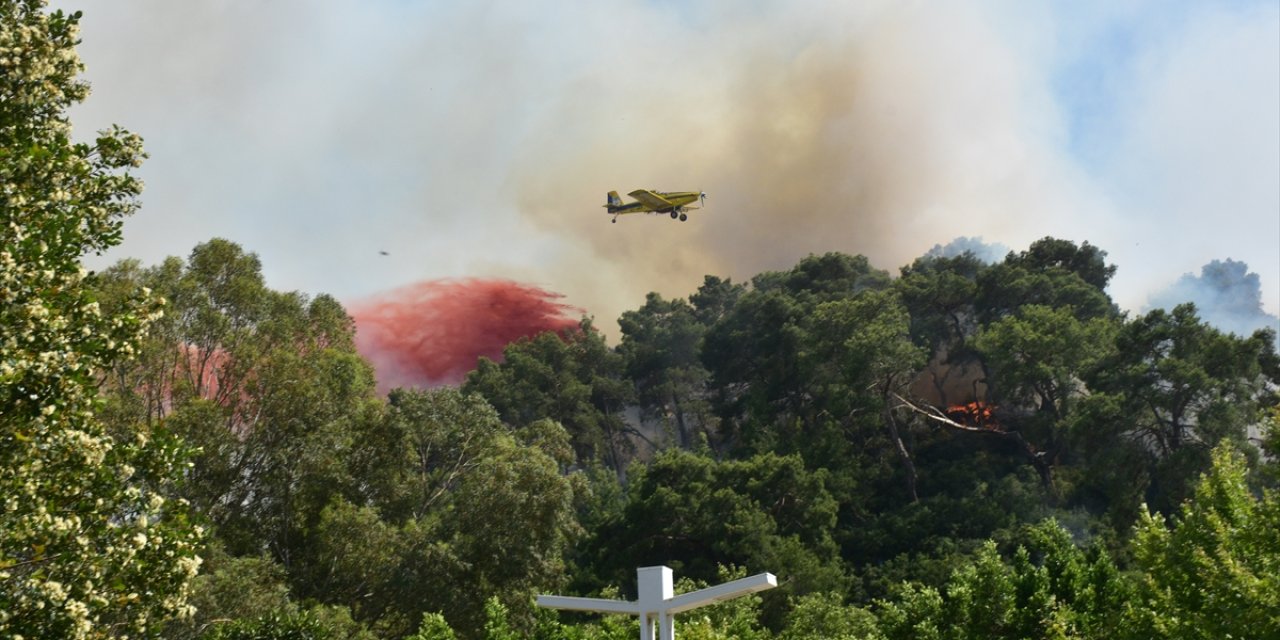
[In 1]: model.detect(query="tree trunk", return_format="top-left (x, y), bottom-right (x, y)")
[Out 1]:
top-left (671, 388), bottom-right (691, 449)
top-left (884, 405), bottom-right (919, 502)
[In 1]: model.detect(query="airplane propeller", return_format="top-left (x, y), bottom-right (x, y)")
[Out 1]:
top-left (700, 191), bottom-right (707, 207)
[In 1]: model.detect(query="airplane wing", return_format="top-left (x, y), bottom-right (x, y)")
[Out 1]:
top-left (628, 189), bottom-right (674, 210)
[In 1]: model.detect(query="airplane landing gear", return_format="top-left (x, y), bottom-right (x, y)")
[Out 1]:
top-left (679, 213), bottom-right (688, 221)
top-left (670, 211), bottom-right (679, 219)
top-left (611, 218), bottom-right (617, 223)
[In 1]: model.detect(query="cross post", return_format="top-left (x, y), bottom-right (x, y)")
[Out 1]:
top-left (536, 565), bottom-right (777, 640)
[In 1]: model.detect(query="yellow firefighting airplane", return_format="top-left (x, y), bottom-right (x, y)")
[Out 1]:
top-left (604, 189), bottom-right (707, 223)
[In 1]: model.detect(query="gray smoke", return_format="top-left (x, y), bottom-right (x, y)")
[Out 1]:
top-left (922, 237), bottom-right (1011, 264)
top-left (509, 2), bottom-right (1106, 325)
top-left (1147, 259), bottom-right (1280, 342)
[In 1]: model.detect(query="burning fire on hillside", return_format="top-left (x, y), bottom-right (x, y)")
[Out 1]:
top-left (945, 401), bottom-right (998, 430)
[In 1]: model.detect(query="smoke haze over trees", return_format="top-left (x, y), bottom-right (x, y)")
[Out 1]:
top-left (922, 236), bottom-right (1011, 264)
top-left (1147, 258), bottom-right (1280, 345)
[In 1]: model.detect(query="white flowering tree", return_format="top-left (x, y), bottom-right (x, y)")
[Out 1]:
top-left (1, 2), bottom-right (203, 638)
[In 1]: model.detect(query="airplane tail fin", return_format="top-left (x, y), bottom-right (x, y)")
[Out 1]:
top-left (606, 191), bottom-right (623, 209)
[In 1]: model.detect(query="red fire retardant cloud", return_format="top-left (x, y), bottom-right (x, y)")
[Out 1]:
top-left (348, 278), bottom-right (582, 391)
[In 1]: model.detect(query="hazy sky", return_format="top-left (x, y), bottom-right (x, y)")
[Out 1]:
top-left (64, 0), bottom-right (1280, 330)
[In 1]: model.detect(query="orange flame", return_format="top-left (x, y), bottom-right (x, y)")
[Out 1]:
top-left (945, 401), bottom-right (998, 429)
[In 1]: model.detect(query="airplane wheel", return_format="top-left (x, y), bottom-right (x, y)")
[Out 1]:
top-left (679, 213), bottom-right (688, 221)
top-left (670, 211), bottom-right (678, 219)
top-left (611, 218), bottom-right (616, 224)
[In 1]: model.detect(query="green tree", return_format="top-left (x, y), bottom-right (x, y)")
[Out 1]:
top-left (303, 500), bottom-right (403, 621)
top-left (976, 238), bottom-right (1116, 324)
top-left (668, 568), bottom-right (772, 640)
top-left (95, 242), bottom-right (583, 638)
top-left (688, 275), bottom-right (745, 327)
top-left (93, 240), bottom-right (379, 564)
top-left (876, 520), bottom-right (1128, 640)
top-left (201, 611), bottom-right (332, 640)
top-left (1004, 237), bottom-right (1115, 292)
top-left (347, 388), bottom-right (513, 523)
top-left (314, 389), bottom-right (581, 639)
top-left (808, 291), bottom-right (927, 500)
top-left (1260, 404), bottom-right (1280, 485)
top-left (464, 321), bottom-right (636, 473)
top-left (481, 598), bottom-right (519, 640)
top-left (896, 252), bottom-right (985, 355)
top-left (591, 449), bottom-right (844, 600)
top-left (617, 292), bottom-right (715, 450)
top-left (701, 286), bottom-right (809, 451)
top-left (780, 592), bottom-right (882, 640)
top-left (447, 426), bottom-right (581, 632)
top-left (1083, 305), bottom-right (1280, 514)
top-left (700, 253), bottom-right (891, 458)
top-left (973, 304), bottom-right (1118, 493)
top-left (895, 252), bottom-right (987, 409)
top-left (169, 543), bottom-right (295, 640)
top-left (96, 239), bottom-right (368, 434)
top-left (406, 612), bottom-right (457, 640)
top-left (1126, 445), bottom-right (1280, 639)
top-left (945, 239), bottom-right (1120, 497)
top-left (1, 2), bottom-right (203, 636)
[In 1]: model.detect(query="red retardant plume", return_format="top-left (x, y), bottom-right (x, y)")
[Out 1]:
top-left (349, 278), bottom-right (582, 391)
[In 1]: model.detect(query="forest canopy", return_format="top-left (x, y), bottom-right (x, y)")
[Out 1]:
top-left (31, 237), bottom-right (1280, 640)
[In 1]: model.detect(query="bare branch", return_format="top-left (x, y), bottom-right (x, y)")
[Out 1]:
top-left (892, 393), bottom-right (989, 434)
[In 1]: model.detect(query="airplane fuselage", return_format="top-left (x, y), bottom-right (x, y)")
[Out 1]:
top-left (606, 191), bottom-right (701, 214)
top-left (604, 189), bottom-right (706, 223)
top-left (607, 201), bottom-right (647, 215)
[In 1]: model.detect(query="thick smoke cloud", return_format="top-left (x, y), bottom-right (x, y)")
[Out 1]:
top-left (509, 1), bottom-right (1104, 320)
top-left (64, 1), bottom-right (1279, 333)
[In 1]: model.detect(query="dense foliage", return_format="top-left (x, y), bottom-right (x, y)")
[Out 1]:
top-left (1, 2), bottom-right (203, 638)
top-left (5, 2), bottom-right (1280, 638)
top-left (78, 236), bottom-right (1276, 640)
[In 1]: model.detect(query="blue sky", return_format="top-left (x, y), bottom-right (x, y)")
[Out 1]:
top-left (64, 0), bottom-right (1279, 330)
top-left (1045, 1), bottom-right (1275, 162)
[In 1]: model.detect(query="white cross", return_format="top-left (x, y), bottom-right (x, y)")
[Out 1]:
top-left (536, 566), bottom-right (777, 640)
